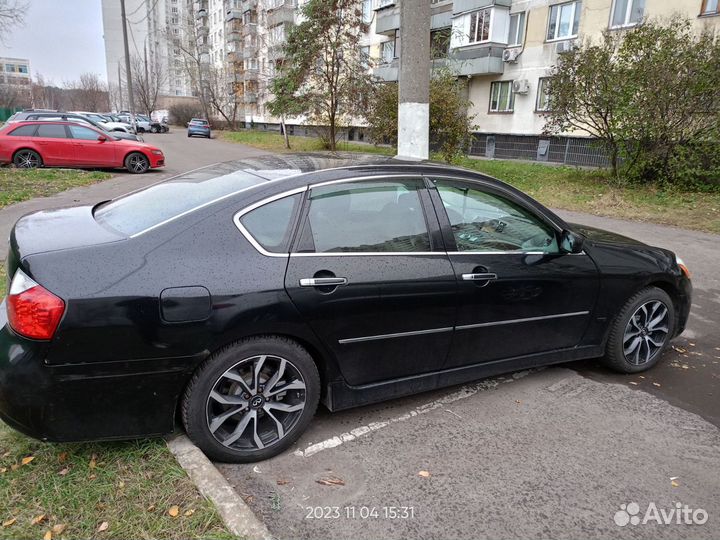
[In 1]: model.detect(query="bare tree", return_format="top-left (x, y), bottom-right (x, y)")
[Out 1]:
top-left (63, 73), bottom-right (110, 112)
top-left (30, 73), bottom-right (64, 109)
top-left (0, 0), bottom-right (28, 45)
top-left (0, 82), bottom-right (19, 109)
top-left (170, 10), bottom-right (210, 120)
top-left (205, 62), bottom-right (242, 129)
top-left (131, 53), bottom-right (167, 116)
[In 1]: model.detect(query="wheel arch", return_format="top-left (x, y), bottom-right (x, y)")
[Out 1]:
top-left (123, 149), bottom-right (151, 164)
top-left (12, 146), bottom-right (43, 162)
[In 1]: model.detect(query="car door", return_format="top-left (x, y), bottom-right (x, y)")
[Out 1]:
top-left (67, 124), bottom-right (118, 166)
top-left (427, 176), bottom-right (600, 369)
top-left (284, 176), bottom-right (457, 386)
top-left (33, 123), bottom-right (73, 165)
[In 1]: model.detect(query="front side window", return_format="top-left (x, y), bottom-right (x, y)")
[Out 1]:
top-left (35, 124), bottom-right (68, 139)
top-left (469, 8), bottom-right (492, 43)
top-left (547, 1), bottom-right (582, 41)
top-left (702, 0), bottom-right (719, 14)
top-left (489, 81), bottom-right (514, 113)
top-left (434, 180), bottom-right (558, 253)
top-left (610, 0), bottom-right (644, 27)
top-left (69, 125), bottom-right (101, 140)
top-left (508, 12), bottom-right (526, 46)
top-left (296, 180), bottom-right (431, 253)
top-left (536, 77), bottom-right (552, 111)
top-left (239, 193), bottom-right (302, 253)
top-left (8, 125), bottom-right (37, 137)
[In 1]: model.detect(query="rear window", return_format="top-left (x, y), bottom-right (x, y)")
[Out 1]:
top-left (93, 170), bottom-right (269, 236)
top-left (8, 124), bottom-right (37, 136)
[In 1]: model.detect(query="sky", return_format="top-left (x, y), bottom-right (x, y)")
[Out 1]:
top-left (0, 0), bottom-right (107, 84)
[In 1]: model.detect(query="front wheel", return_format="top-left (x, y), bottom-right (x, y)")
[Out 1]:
top-left (150, 126), bottom-right (159, 133)
top-left (13, 149), bottom-right (43, 169)
top-left (602, 287), bottom-right (675, 373)
top-left (182, 336), bottom-right (320, 462)
top-left (124, 152), bottom-right (150, 174)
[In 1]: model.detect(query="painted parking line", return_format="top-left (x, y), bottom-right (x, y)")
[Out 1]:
top-left (293, 369), bottom-right (536, 458)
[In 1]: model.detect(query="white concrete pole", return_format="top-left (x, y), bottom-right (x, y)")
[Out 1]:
top-left (396, 0), bottom-right (430, 161)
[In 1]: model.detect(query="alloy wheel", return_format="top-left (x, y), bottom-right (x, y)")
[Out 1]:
top-left (623, 300), bottom-right (669, 365)
top-left (14, 151), bottom-right (40, 168)
top-left (128, 154), bottom-right (148, 173)
top-left (206, 355), bottom-right (307, 451)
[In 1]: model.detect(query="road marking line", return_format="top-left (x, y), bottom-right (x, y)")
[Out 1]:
top-left (293, 370), bottom-right (534, 458)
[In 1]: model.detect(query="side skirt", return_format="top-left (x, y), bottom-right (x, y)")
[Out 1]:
top-left (324, 345), bottom-right (603, 411)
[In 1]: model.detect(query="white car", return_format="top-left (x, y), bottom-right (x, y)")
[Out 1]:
top-left (116, 113), bottom-right (153, 133)
top-left (72, 112), bottom-right (135, 134)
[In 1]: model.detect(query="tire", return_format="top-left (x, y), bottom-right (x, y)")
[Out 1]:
top-left (602, 287), bottom-right (675, 373)
top-left (137, 127), bottom-right (145, 134)
top-left (124, 152), bottom-right (150, 174)
top-left (151, 126), bottom-right (159, 133)
top-left (13, 149), bottom-right (43, 169)
top-left (187, 133), bottom-right (192, 138)
top-left (182, 336), bottom-right (320, 463)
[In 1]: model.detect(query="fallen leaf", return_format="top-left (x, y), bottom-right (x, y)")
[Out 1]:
top-left (147, 504), bottom-right (156, 512)
top-left (242, 495), bottom-right (254, 504)
top-left (671, 480), bottom-right (679, 487)
top-left (638, 375), bottom-right (645, 379)
top-left (89, 454), bottom-right (97, 469)
top-left (0, 467), bottom-right (7, 474)
top-left (52, 524), bottom-right (67, 534)
top-left (1, 451), bottom-right (10, 458)
top-left (673, 346), bottom-right (687, 354)
top-left (97, 521), bottom-right (109, 532)
top-left (515, 399), bottom-right (521, 404)
top-left (168, 505), bottom-right (180, 517)
top-left (88, 473), bottom-right (97, 480)
top-left (652, 382), bottom-right (661, 387)
top-left (276, 479), bottom-right (290, 485)
top-left (10, 463), bottom-right (19, 471)
top-left (118, 480), bottom-right (125, 488)
top-left (628, 381), bottom-right (639, 386)
top-left (58, 452), bottom-right (68, 463)
top-left (21, 456), bottom-right (34, 465)
top-left (2, 518), bottom-right (16, 527)
top-left (689, 342), bottom-right (695, 346)
top-left (184, 509), bottom-right (195, 517)
top-left (31, 514), bottom-right (47, 525)
top-left (418, 470), bottom-right (431, 478)
top-left (58, 467), bottom-right (70, 476)
top-left (43, 530), bottom-right (52, 540)
top-left (316, 475), bottom-right (345, 486)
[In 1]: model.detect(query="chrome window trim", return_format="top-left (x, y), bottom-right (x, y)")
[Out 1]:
top-left (338, 311), bottom-right (591, 344)
top-left (290, 251), bottom-right (440, 257)
top-left (233, 186), bottom-right (308, 257)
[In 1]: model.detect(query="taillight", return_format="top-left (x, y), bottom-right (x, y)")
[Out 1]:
top-left (6, 269), bottom-right (65, 340)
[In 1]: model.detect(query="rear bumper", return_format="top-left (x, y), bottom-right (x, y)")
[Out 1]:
top-left (0, 300), bottom-right (197, 442)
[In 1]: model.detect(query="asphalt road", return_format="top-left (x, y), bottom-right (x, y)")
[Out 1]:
top-left (0, 135), bottom-right (718, 538)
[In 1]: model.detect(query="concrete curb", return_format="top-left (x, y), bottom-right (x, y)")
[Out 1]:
top-left (166, 434), bottom-right (273, 540)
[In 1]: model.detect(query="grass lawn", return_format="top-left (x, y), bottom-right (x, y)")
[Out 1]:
top-left (220, 129), bottom-right (393, 155)
top-left (222, 130), bottom-right (720, 234)
top-left (0, 168), bottom-right (111, 209)
top-left (0, 268), bottom-right (232, 540)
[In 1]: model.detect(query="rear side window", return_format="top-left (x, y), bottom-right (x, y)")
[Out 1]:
top-left (94, 170), bottom-right (268, 236)
top-left (36, 124), bottom-right (68, 138)
top-left (296, 179), bottom-right (431, 253)
top-left (238, 193), bottom-right (302, 253)
top-left (8, 125), bottom-right (37, 136)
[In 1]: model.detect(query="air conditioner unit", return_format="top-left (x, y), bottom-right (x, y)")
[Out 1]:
top-left (512, 79), bottom-right (530, 94)
top-left (555, 40), bottom-right (577, 54)
top-left (502, 48), bottom-right (520, 63)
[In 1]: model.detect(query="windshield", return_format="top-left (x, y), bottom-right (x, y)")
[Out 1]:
top-left (94, 169), bottom-right (271, 236)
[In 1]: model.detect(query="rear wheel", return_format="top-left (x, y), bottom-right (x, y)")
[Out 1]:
top-left (602, 287), bottom-right (675, 373)
top-left (124, 152), bottom-right (150, 174)
top-left (182, 336), bottom-right (320, 462)
top-left (151, 125), bottom-right (159, 133)
top-left (13, 149), bottom-right (42, 169)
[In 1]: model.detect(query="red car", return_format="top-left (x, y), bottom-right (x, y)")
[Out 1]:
top-left (0, 121), bottom-right (165, 174)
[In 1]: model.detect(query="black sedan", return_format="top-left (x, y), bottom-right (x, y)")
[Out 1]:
top-left (0, 154), bottom-right (691, 462)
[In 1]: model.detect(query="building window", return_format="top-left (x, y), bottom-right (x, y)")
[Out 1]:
top-left (701, 0), bottom-right (718, 15)
top-left (489, 81), bottom-right (514, 113)
top-left (508, 12), bottom-right (525, 46)
top-left (172, 6), bottom-right (178, 13)
top-left (469, 8), bottom-right (491, 43)
top-left (610, 0), bottom-right (644, 27)
top-left (360, 45), bottom-right (370, 68)
top-left (381, 37), bottom-right (395, 63)
top-left (430, 28), bottom-right (451, 58)
top-left (536, 77), bottom-right (551, 111)
top-left (362, 0), bottom-right (372, 23)
top-left (547, 1), bottom-right (581, 41)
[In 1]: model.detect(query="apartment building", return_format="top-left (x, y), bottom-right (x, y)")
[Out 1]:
top-left (0, 57), bottom-right (31, 87)
top-left (101, 0), bottom-right (196, 103)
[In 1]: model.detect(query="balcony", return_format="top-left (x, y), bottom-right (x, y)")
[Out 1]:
top-left (243, 92), bottom-right (258, 104)
top-left (452, 0), bottom-right (510, 15)
top-left (242, 0), bottom-right (258, 9)
top-left (197, 26), bottom-right (209, 37)
top-left (373, 60), bottom-right (398, 81)
top-left (242, 23), bottom-right (258, 36)
top-left (225, 8), bottom-right (242, 21)
top-left (267, 1), bottom-right (295, 26)
top-left (244, 69), bottom-right (259, 81)
top-left (375, 2), bottom-right (399, 35)
top-left (445, 44), bottom-right (504, 75)
top-left (194, 0), bottom-right (208, 10)
top-left (243, 45), bottom-right (257, 59)
top-left (196, 8), bottom-right (207, 20)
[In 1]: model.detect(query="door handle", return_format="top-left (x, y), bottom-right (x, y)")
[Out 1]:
top-left (462, 272), bottom-right (498, 282)
top-left (299, 277), bottom-right (348, 287)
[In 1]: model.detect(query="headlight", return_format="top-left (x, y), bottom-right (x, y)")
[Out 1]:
top-left (676, 257), bottom-right (691, 279)
top-left (151, 149), bottom-right (163, 155)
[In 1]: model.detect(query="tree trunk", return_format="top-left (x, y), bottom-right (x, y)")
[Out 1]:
top-left (281, 116), bottom-right (291, 149)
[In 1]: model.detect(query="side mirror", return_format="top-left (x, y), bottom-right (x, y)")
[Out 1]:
top-left (560, 230), bottom-right (584, 254)
top-left (97, 135), bottom-right (107, 142)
